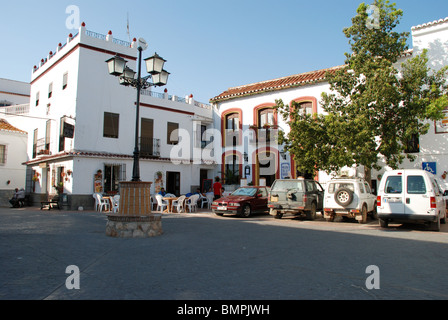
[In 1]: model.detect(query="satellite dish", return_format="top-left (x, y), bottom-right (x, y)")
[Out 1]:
top-left (138, 38), bottom-right (148, 51)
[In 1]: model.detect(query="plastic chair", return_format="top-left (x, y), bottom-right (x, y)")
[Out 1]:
top-left (203, 192), bottom-right (214, 209)
top-left (186, 194), bottom-right (199, 212)
top-left (94, 193), bottom-right (110, 212)
top-left (112, 195), bottom-right (120, 213)
top-left (155, 194), bottom-right (168, 212)
top-left (172, 195), bottom-right (186, 213)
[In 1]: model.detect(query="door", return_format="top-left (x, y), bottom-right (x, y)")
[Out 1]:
top-left (404, 173), bottom-right (429, 215)
top-left (382, 174), bottom-right (405, 214)
top-left (253, 187), bottom-right (268, 212)
top-left (141, 118), bottom-right (154, 156)
top-left (166, 171), bottom-right (180, 196)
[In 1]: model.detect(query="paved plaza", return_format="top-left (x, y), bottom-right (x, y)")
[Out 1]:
top-left (1, 206), bottom-right (448, 301)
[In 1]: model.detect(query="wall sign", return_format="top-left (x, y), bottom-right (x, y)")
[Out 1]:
top-left (422, 162), bottom-right (437, 175)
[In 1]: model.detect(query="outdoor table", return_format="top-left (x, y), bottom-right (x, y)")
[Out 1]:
top-left (163, 196), bottom-right (178, 213)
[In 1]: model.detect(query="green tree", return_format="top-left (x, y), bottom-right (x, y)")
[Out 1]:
top-left (276, 0), bottom-right (448, 176)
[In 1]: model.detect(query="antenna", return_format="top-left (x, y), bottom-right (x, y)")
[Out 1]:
top-left (126, 12), bottom-right (131, 42)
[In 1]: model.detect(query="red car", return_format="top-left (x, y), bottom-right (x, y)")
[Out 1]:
top-left (212, 186), bottom-right (270, 217)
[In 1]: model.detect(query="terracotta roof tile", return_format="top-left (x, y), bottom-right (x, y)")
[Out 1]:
top-left (210, 65), bottom-right (345, 103)
top-left (0, 118), bottom-right (27, 134)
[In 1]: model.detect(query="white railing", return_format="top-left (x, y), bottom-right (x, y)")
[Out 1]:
top-left (0, 104), bottom-right (30, 115)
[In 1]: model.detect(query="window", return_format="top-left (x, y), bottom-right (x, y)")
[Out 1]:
top-left (48, 82), bottom-right (53, 98)
top-left (167, 122), bottom-right (179, 145)
top-left (407, 176), bottom-right (426, 194)
top-left (103, 112), bottom-right (119, 139)
top-left (62, 72), bottom-right (68, 90)
top-left (35, 91), bottom-right (40, 106)
top-left (259, 109), bottom-right (275, 127)
top-left (298, 102), bottom-right (313, 116)
top-left (0, 145), bottom-right (6, 165)
top-left (224, 155), bottom-right (240, 184)
top-left (384, 176), bottom-right (402, 194)
top-left (33, 129), bottom-right (38, 158)
top-left (405, 134), bottom-right (420, 153)
top-left (225, 113), bottom-right (240, 147)
top-left (104, 164), bottom-right (126, 194)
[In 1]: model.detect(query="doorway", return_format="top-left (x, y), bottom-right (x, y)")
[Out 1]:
top-left (166, 171), bottom-right (180, 196)
top-left (257, 151), bottom-right (277, 187)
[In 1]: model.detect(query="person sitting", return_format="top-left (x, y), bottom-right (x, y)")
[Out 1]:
top-left (158, 188), bottom-right (167, 197)
top-left (10, 188), bottom-right (25, 208)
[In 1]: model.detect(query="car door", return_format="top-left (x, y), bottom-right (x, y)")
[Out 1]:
top-left (404, 172), bottom-right (430, 215)
top-left (314, 181), bottom-right (324, 210)
top-left (364, 182), bottom-right (376, 212)
top-left (256, 187), bottom-right (268, 213)
top-left (382, 174), bottom-right (405, 214)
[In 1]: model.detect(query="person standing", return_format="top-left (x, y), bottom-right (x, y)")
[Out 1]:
top-left (213, 177), bottom-right (222, 200)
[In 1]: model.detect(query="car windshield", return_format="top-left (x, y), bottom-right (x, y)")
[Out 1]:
top-left (231, 188), bottom-right (257, 196)
top-left (271, 180), bottom-right (303, 191)
top-left (328, 182), bottom-right (354, 194)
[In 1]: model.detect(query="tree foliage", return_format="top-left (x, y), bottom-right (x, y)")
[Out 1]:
top-left (276, 0), bottom-right (448, 174)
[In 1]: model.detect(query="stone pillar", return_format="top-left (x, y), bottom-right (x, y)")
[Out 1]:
top-left (106, 181), bottom-right (163, 238)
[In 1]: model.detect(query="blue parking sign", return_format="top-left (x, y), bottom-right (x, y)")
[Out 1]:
top-left (422, 162), bottom-right (436, 175)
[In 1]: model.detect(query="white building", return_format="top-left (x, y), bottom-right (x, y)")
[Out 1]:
top-left (210, 17), bottom-right (448, 191)
top-left (25, 24), bottom-right (215, 209)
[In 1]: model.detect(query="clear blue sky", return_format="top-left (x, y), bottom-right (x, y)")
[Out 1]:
top-left (1, 0), bottom-right (448, 103)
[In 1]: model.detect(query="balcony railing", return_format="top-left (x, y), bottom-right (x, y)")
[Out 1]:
top-left (139, 138), bottom-right (160, 157)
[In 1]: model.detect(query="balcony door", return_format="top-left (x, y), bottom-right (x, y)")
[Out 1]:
top-left (141, 118), bottom-right (154, 156)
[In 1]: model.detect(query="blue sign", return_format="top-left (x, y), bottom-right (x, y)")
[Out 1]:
top-left (281, 163), bottom-right (291, 179)
top-left (422, 162), bottom-right (437, 175)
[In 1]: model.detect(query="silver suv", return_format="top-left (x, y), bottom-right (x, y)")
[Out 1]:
top-left (268, 179), bottom-right (324, 220)
top-left (323, 177), bottom-right (377, 224)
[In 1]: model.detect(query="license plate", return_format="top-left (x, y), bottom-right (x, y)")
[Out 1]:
top-left (384, 198), bottom-right (402, 203)
top-left (271, 197), bottom-right (278, 202)
top-left (217, 206), bottom-right (227, 210)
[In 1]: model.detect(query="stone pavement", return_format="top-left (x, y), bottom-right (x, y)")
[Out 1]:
top-left (1, 206), bottom-right (448, 301)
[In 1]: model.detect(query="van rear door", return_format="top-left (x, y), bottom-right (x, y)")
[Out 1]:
top-left (404, 173), bottom-right (430, 215)
top-left (382, 174), bottom-right (405, 214)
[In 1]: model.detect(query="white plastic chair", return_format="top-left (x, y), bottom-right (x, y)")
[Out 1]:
top-left (203, 192), bottom-right (214, 209)
top-left (112, 195), bottom-right (120, 213)
top-left (172, 195), bottom-right (186, 213)
top-left (165, 193), bottom-right (176, 198)
top-left (155, 194), bottom-right (168, 212)
top-left (94, 193), bottom-right (110, 213)
top-left (186, 194), bottom-right (199, 212)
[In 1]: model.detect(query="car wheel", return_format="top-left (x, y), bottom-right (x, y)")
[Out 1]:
top-left (274, 212), bottom-right (283, 219)
top-left (241, 205), bottom-right (251, 218)
top-left (334, 188), bottom-right (354, 207)
top-left (306, 202), bottom-right (317, 220)
top-left (358, 205), bottom-right (367, 224)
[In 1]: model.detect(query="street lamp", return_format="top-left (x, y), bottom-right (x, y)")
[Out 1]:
top-left (106, 38), bottom-right (170, 181)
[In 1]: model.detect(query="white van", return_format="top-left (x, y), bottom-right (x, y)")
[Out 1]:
top-left (377, 169), bottom-right (446, 231)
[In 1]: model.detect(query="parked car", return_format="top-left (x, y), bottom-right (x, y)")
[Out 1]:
top-left (211, 186), bottom-right (270, 217)
top-left (268, 179), bottom-right (324, 220)
top-left (377, 169), bottom-right (446, 231)
top-left (323, 177), bottom-right (377, 224)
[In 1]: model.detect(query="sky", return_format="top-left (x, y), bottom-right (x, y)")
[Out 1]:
top-left (1, 0), bottom-right (448, 103)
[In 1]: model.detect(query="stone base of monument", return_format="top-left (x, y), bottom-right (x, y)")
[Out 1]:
top-left (105, 181), bottom-right (163, 238)
top-left (106, 214), bottom-right (163, 238)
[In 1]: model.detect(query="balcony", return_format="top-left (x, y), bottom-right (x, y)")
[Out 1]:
top-left (139, 138), bottom-right (160, 157)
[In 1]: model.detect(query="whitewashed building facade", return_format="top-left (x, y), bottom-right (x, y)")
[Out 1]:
top-left (210, 17), bottom-right (448, 192)
top-left (25, 24), bottom-right (215, 209)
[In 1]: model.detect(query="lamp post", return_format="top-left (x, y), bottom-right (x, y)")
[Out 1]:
top-left (106, 38), bottom-right (170, 181)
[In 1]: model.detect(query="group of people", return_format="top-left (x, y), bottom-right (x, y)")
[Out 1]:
top-left (10, 188), bottom-right (25, 208)
top-left (155, 176), bottom-right (225, 207)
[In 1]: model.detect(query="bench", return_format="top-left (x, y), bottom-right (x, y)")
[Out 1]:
top-left (41, 196), bottom-right (60, 210)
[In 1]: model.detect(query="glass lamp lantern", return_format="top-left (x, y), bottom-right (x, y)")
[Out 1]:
top-left (152, 70), bottom-right (170, 86)
top-left (144, 53), bottom-right (166, 75)
top-left (106, 55), bottom-right (127, 76)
